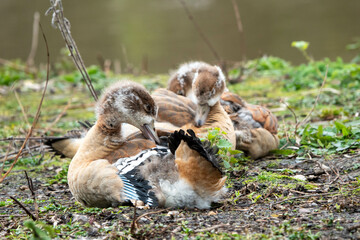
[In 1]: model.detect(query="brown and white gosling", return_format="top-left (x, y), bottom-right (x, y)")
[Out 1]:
top-left (68, 81), bottom-right (226, 208)
top-left (153, 64), bottom-right (236, 148)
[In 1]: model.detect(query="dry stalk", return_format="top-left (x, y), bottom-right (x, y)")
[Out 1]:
top-left (194, 223), bottom-right (230, 233)
top-left (0, 24), bottom-right (50, 183)
top-left (177, 0), bottom-right (221, 63)
top-left (44, 98), bottom-right (72, 133)
top-left (0, 58), bottom-right (37, 74)
top-left (297, 65), bottom-right (328, 128)
top-left (13, 90), bottom-right (30, 127)
top-left (27, 12), bottom-right (40, 68)
top-left (230, 0), bottom-right (246, 59)
top-left (46, 0), bottom-right (98, 101)
top-left (280, 65), bottom-right (328, 140)
top-left (273, 191), bottom-right (335, 205)
top-left (8, 195), bottom-right (37, 221)
top-left (134, 208), bottom-right (169, 226)
top-left (130, 201), bottom-right (138, 235)
top-left (0, 141), bottom-right (12, 176)
top-left (25, 171), bottom-right (39, 220)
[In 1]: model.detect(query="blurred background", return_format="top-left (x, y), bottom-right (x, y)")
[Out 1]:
top-left (1, 0), bottom-right (360, 73)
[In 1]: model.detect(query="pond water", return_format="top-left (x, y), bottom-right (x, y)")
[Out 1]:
top-left (1, 0), bottom-right (360, 73)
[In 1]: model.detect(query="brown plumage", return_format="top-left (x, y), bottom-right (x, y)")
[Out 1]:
top-left (68, 81), bottom-right (226, 208)
top-left (47, 81), bottom-right (159, 162)
top-left (167, 61), bottom-right (280, 159)
top-left (220, 91), bottom-right (278, 134)
top-left (154, 64), bottom-right (236, 148)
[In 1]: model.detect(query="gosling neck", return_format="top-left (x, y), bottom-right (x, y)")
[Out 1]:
top-left (71, 123), bottom-right (124, 165)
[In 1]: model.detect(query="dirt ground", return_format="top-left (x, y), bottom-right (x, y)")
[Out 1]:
top-left (1, 151), bottom-right (360, 239)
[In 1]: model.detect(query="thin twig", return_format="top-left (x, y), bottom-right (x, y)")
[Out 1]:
top-left (134, 208), bottom-right (169, 225)
top-left (280, 98), bottom-right (298, 138)
top-left (0, 58), bottom-right (37, 74)
top-left (0, 141), bottom-right (12, 176)
top-left (8, 196), bottom-right (37, 221)
top-left (0, 214), bottom-right (27, 218)
top-left (46, 0), bottom-right (98, 101)
top-left (24, 171), bottom-right (39, 220)
top-left (130, 201), bottom-right (137, 235)
top-left (298, 65), bottom-right (328, 127)
top-left (230, 0), bottom-right (243, 32)
top-left (0, 145), bottom-right (52, 162)
top-left (194, 224), bottom-right (230, 232)
top-left (230, 0), bottom-right (246, 59)
top-left (273, 192), bottom-right (335, 205)
top-left (13, 90), bottom-right (30, 127)
top-left (27, 12), bottom-right (40, 68)
top-left (0, 24), bottom-right (50, 183)
top-left (44, 98), bottom-right (72, 133)
top-left (177, 0), bottom-right (221, 63)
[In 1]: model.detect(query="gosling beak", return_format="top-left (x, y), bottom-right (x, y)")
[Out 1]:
top-left (141, 123), bottom-right (160, 144)
top-left (195, 104), bottom-right (210, 127)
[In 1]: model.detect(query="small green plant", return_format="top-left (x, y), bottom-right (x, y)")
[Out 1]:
top-left (296, 121), bottom-right (360, 156)
top-left (205, 128), bottom-right (248, 171)
top-left (24, 220), bottom-right (57, 240)
top-left (48, 165), bottom-right (69, 185)
top-left (271, 221), bottom-right (321, 239)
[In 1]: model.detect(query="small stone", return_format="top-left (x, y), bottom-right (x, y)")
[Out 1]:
top-left (72, 214), bottom-right (89, 223)
top-left (167, 210), bottom-right (180, 218)
top-left (299, 208), bottom-right (312, 214)
top-left (19, 185), bottom-right (28, 191)
top-left (208, 211), bottom-right (217, 216)
top-left (293, 175), bottom-right (307, 181)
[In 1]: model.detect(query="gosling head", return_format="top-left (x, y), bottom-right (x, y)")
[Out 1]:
top-left (192, 65), bottom-right (226, 127)
top-left (168, 61), bottom-right (211, 102)
top-left (96, 81), bottom-right (160, 144)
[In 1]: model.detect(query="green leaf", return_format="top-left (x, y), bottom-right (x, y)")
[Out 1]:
top-left (24, 221), bottom-right (53, 240)
top-left (223, 160), bottom-right (231, 169)
top-left (317, 125), bottom-right (323, 138)
top-left (271, 149), bottom-right (296, 156)
top-left (228, 149), bottom-right (242, 155)
top-left (291, 41), bottom-right (310, 51)
top-left (334, 121), bottom-right (350, 137)
top-left (217, 139), bottom-right (233, 149)
top-left (317, 139), bottom-right (324, 148)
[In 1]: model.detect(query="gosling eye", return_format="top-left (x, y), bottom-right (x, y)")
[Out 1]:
top-left (144, 104), bottom-right (152, 113)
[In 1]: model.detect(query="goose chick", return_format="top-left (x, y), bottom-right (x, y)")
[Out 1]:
top-left (168, 61), bottom-right (211, 100)
top-left (220, 91), bottom-right (279, 159)
top-left (154, 65), bottom-right (236, 148)
top-left (68, 82), bottom-right (226, 208)
top-left (39, 82), bottom-right (160, 160)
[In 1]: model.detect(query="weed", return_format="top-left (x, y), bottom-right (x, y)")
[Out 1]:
top-left (204, 128), bottom-right (248, 172)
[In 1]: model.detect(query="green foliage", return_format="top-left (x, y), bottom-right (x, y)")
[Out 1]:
top-left (48, 165), bottom-right (69, 185)
top-left (346, 38), bottom-right (360, 63)
top-left (23, 220), bottom-right (56, 240)
top-left (0, 60), bottom-right (34, 86)
top-left (60, 65), bottom-right (105, 85)
top-left (245, 56), bottom-right (291, 77)
top-left (270, 221), bottom-right (321, 240)
top-left (205, 128), bottom-right (247, 171)
top-left (297, 121), bottom-right (360, 156)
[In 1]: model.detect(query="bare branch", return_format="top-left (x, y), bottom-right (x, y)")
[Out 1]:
top-left (25, 171), bottom-right (39, 220)
top-left (27, 12), bottom-right (40, 68)
top-left (177, 0), bottom-right (221, 63)
top-left (46, 0), bottom-right (98, 101)
top-left (0, 24), bottom-right (50, 183)
top-left (8, 196), bottom-right (37, 221)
